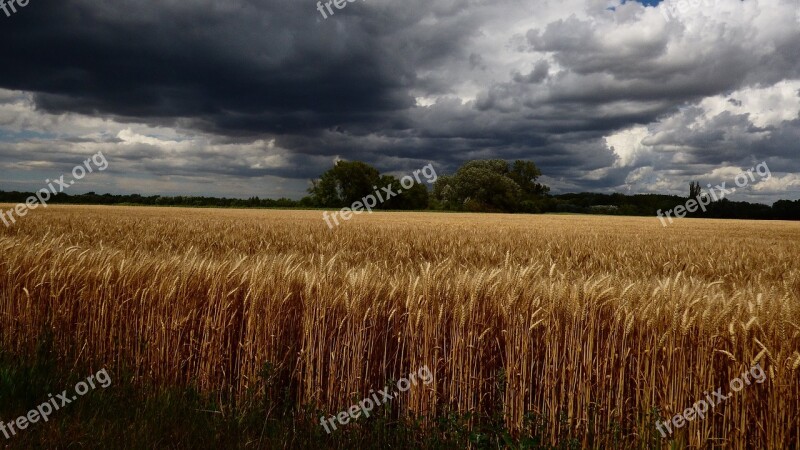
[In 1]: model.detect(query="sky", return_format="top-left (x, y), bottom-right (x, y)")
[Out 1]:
top-left (0, 0), bottom-right (798, 203)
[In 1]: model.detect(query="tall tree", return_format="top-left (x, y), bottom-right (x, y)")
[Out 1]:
top-left (509, 160), bottom-right (550, 196)
top-left (379, 175), bottom-right (430, 210)
top-left (689, 181), bottom-right (701, 199)
top-left (432, 159), bottom-right (549, 212)
top-left (308, 161), bottom-right (381, 207)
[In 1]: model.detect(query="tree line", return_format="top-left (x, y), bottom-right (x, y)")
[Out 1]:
top-left (2, 159), bottom-right (799, 220)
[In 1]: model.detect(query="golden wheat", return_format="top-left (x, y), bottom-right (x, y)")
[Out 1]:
top-left (0, 205), bottom-right (798, 448)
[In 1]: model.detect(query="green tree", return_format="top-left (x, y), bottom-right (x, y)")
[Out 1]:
top-left (308, 161), bottom-right (381, 207)
top-left (453, 162), bottom-right (521, 212)
top-left (510, 160), bottom-right (550, 197)
top-left (432, 159), bottom-right (549, 212)
top-left (379, 175), bottom-right (430, 210)
top-left (432, 175), bottom-right (458, 210)
top-left (689, 181), bottom-right (701, 199)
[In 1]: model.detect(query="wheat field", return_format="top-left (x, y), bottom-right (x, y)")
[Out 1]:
top-left (1, 205), bottom-right (798, 448)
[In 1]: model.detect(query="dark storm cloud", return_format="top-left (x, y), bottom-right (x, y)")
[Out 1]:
top-left (0, 0), bottom-right (798, 200)
top-left (0, 0), bottom-right (425, 134)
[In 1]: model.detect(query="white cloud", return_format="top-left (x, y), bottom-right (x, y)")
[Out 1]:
top-left (699, 81), bottom-right (800, 128)
top-left (605, 125), bottom-right (650, 167)
top-left (0, 89), bottom-right (294, 197)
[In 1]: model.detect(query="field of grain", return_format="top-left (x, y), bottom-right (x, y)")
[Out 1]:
top-left (0, 205), bottom-right (798, 448)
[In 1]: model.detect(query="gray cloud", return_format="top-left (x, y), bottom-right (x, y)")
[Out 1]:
top-left (0, 0), bottom-right (798, 202)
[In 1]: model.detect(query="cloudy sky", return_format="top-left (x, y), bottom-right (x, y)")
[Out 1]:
top-left (0, 0), bottom-right (798, 202)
